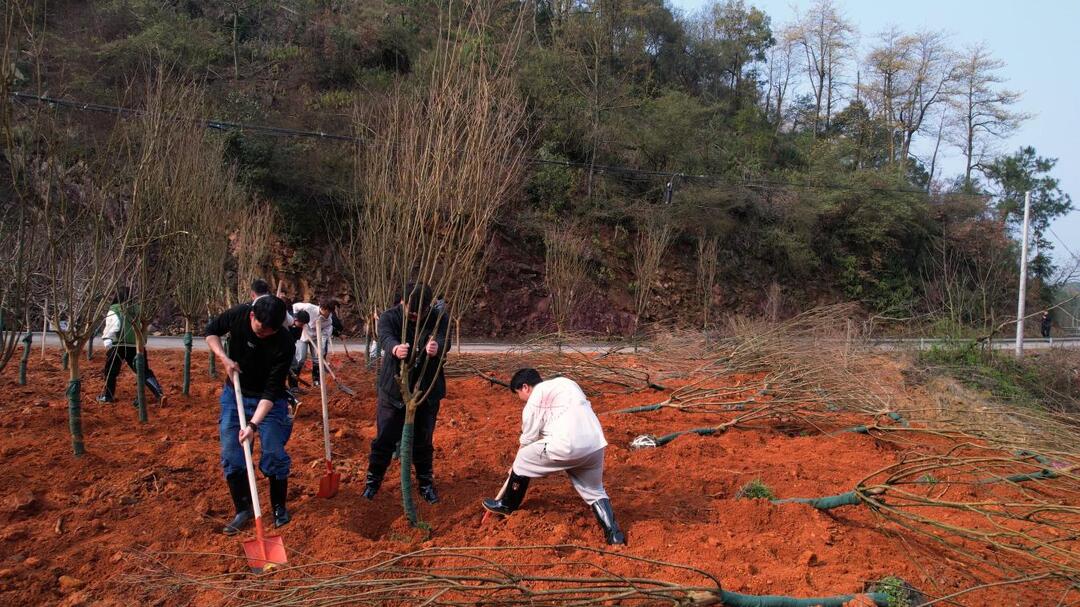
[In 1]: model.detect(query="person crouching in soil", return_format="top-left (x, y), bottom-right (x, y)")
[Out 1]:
top-left (205, 295), bottom-right (295, 534)
top-left (483, 368), bottom-right (626, 545)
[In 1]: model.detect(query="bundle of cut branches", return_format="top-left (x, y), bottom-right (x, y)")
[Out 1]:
top-left (127, 545), bottom-right (720, 606)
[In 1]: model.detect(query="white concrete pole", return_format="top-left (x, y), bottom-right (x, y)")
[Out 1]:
top-left (1015, 191), bottom-right (1032, 357)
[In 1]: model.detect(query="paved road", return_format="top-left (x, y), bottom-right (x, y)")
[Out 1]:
top-left (27, 332), bottom-right (1080, 354)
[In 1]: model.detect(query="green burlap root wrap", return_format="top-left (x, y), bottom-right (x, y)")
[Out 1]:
top-left (771, 491), bottom-right (862, 510)
top-left (182, 332), bottom-right (193, 396)
top-left (18, 332), bottom-right (31, 385)
top-left (612, 402), bottom-right (666, 414)
top-left (656, 427), bottom-right (719, 446)
top-left (399, 419), bottom-right (420, 526)
top-left (135, 351), bottom-right (148, 423)
top-left (67, 378), bottom-right (85, 456)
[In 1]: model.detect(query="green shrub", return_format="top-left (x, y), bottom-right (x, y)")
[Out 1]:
top-left (873, 576), bottom-right (912, 607)
top-left (736, 479), bottom-right (775, 500)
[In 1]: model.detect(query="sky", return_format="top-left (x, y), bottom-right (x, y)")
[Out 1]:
top-left (669, 0), bottom-right (1080, 269)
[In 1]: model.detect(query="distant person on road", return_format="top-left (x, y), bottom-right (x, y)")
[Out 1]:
top-left (1041, 311), bottom-right (1053, 339)
top-left (205, 295), bottom-right (295, 534)
top-left (97, 287), bottom-right (165, 406)
top-left (482, 369), bottom-right (626, 545)
top-left (291, 298), bottom-right (337, 387)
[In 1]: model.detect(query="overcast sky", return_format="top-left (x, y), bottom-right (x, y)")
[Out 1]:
top-left (668, 0), bottom-right (1079, 267)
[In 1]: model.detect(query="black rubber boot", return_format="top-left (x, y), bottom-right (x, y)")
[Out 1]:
top-left (270, 477), bottom-right (290, 528)
top-left (223, 472), bottom-right (254, 535)
top-left (362, 471), bottom-right (382, 500)
top-left (482, 472), bottom-right (530, 516)
top-left (146, 376), bottom-right (166, 406)
top-left (590, 498), bottom-right (626, 545)
top-left (417, 475), bottom-right (439, 504)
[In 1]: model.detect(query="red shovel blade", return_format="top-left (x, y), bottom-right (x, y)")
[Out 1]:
top-left (316, 461), bottom-right (340, 499)
top-left (243, 519), bottom-right (287, 573)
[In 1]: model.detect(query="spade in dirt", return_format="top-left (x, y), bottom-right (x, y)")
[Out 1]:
top-left (230, 372), bottom-right (287, 573)
top-left (314, 321), bottom-right (341, 498)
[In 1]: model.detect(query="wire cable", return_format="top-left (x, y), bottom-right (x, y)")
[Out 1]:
top-left (8, 90), bottom-right (991, 200)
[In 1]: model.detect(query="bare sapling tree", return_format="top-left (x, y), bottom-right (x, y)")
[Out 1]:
top-left (36, 145), bottom-right (136, 456)
top-left (151, 87), bottom-right (243, 397)
top-left (232, 201), bottom-right (276, 306)
top-left (544, 222), bottom-right (589, 343)
top-left (632, 215), bottom-right (674, 337)
top-left (696, 230), bottom-right (718, 328)
top-left (121, 71), bottom-right (216, 421)
top-left (171, 173), bottom-right (240, 395)
top-left (346, 3), bottom-right (528, 527)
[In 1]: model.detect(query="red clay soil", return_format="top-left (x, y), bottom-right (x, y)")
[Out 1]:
top-left (0, 349), bottom-right (1065, 606)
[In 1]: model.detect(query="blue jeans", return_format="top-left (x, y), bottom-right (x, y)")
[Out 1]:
top-left (219, 383), bottom-right (292, 479)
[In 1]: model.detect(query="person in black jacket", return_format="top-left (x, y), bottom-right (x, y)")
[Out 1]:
top-left (363, 283), bottom-right (451, 504)
top-left (205, 295), bottom-right (296, 534)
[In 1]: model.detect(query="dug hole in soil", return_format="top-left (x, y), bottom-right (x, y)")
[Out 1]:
top-left (0, 349), bottom-right (1052, 605)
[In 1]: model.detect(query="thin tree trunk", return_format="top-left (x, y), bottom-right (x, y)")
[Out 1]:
top-left (182, 317), bottom-right (192, 397)
top-left (135, 341), bottom-right (148, 423)
top-left (67, 348), bottom-right (85, 457)
top-left (927, 112), bottom-right (946, 191)
top-left (232, 12), bottom-right (240, 79)
top-left (18, 331), bottom-right (31, 385)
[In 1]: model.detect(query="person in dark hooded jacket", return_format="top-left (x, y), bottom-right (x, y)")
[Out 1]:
top-left (362, 283), bottom-right (451, 504)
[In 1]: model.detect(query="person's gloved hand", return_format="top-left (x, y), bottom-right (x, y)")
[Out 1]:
top-left (103, 338), bottom-right (114, 349)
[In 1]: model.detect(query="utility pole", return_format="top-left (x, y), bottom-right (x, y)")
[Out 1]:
top-left (1015, 190), bottom-right (1032, 357)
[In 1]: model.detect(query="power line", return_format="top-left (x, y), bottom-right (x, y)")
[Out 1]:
top-left (9, 90), bottom-right (988, 200)
top-left (1049, 226), bottom-right (1079, 260)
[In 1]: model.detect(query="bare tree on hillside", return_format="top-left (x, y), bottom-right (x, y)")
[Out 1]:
top-left (792, 0), bottom-right (856, 135)
top-left (696, 231), bottom-right (719, 328)
top-left (544, 223), bottom-right (590, 340)
top-left (633, 217), bottom-right (674, 336)
top-left (950, 43), bottom-right (1028, 191)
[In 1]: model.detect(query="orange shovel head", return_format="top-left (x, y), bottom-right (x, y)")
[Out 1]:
top-left (243, 534), bottom-right (287, 573)
top-left (316, 469), bottom-right (340, 499)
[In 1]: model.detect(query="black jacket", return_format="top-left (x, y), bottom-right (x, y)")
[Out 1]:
top-left (205, 303), bottom-right (294, 401)
top-left (376, 304), bottom-right (451, 406)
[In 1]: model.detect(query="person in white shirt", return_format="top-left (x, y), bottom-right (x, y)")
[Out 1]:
top-left (291, 298), bottom-right (337, 387)
top-left (482, 368), bottom-right (626, 545)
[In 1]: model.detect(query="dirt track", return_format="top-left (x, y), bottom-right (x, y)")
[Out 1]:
top-left (0, 350), bottom-right (1059, 605)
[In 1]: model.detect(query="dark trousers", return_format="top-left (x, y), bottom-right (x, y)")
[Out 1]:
top-left (368, 397), bottom-right (440, 482)
top-left (101, 345), bottom-right (161, 399)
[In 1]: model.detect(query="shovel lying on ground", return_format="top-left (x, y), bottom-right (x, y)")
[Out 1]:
top-left (314, 322), bottom-right (341, 498)
top-left (230, 372), bottom-right (287, 573)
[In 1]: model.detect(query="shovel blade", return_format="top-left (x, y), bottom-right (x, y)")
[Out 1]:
top-left (316, 471), bottom-right (340, 498)
top-left (336, 383), bottom-right (356, 396)
top-left (242, 534), bottom-right (287, 573)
